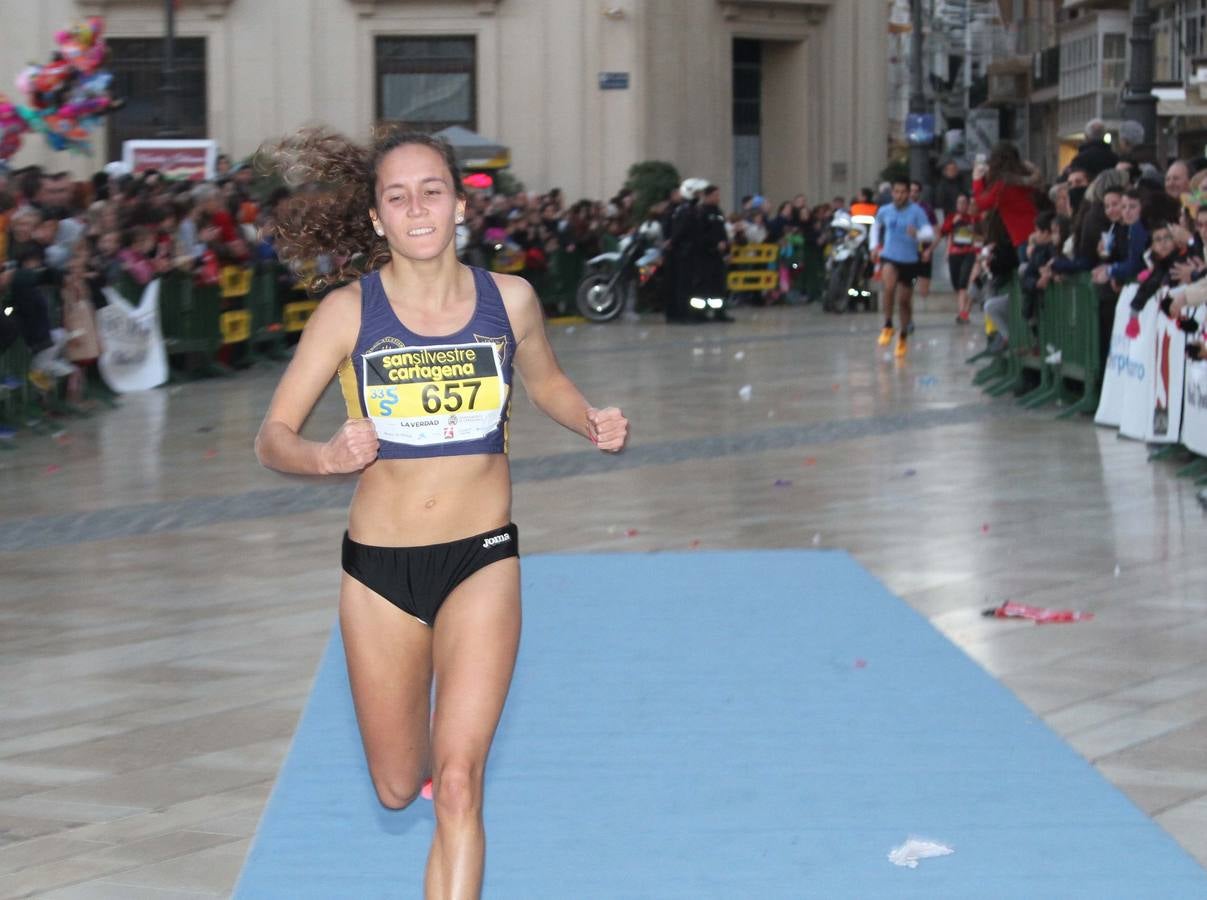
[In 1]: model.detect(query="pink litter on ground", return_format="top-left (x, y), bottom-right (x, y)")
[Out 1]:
top-left (421, 779), bottom-right (433, 801)
top-left (854, 658), bottom-right (868, 669)
top-left (625, 528), bottom-right (639, 538)
top-left (203, 449), bottom-right (218, 459)
top-left (689, 539), bottom-right (702, 549)
top-left (804, 457), bottom-right (817, 466)
top-left (985, 600), bottom-right (1094, 624)
top-left (981, 522), bottom-right (990, 534)
top-left (44, 464), bottom-right (61, 475)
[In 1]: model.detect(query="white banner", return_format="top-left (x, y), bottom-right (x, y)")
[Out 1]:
top-left (1145, 309), bottom-right (1187, 444)
top-left (97, 279), bottom-right (169, 393)
top-left (1095, 285), bottom-right (1139, 428)
top-left (1183, 308), bottom-right (1207, 456)
top-left (1118, 294), bottom-right (1158, 441)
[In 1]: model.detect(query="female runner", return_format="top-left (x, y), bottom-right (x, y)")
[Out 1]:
top-left (255, 128), bottom-right (629, 899)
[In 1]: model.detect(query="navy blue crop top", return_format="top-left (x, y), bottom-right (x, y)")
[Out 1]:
top-left (337, 267), bottom-right (515, 459)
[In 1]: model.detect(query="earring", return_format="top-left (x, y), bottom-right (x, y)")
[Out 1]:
top-left (456, 215), bottom-right (464, 223)
top-left (374, 227), bottom-right (384, 236)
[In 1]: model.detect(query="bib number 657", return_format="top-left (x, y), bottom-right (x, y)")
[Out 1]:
top-left (421, 380), bottom-right (482, 414)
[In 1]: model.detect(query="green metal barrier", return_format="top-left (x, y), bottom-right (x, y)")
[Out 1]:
top-left (799, 241), bottom-right (826, 302)
top-left (972, 273), bottom-right (1102, 417)
top-left (1016, 276), bottom-right (1067, 409)
top-left (151, 272), bottom-right (220, 355)
top-left (984, 278), bottom-right (1042, 397)
top-left (543, 249), bottom-right (583, 317)
top-left (0, 336), bottom-right (32, 440)
top-left (151, 272), bottom-right (224, 375)
top-left (1049, 273), bottom-right (1102, 418)
top-left (246, 263), bottom-right (287, 359)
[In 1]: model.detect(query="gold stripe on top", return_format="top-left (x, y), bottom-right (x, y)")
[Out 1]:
top-left (502, 390), bottom-right (512, 454)
top-left (336, 357), bottom-right (364, 418)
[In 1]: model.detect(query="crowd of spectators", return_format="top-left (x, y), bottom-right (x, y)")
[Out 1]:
top-left (938, 118), bottom-right (1207, 372)
top-left (0, 152), bottom-right (280, 392)
top-left (0, 155), bottom-right (858, 399)
top-left (7, 116), bottom-right (1205, 413)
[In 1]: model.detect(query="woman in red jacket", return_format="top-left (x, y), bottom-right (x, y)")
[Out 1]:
top-left (973, 141), bottom-right (1041, 252)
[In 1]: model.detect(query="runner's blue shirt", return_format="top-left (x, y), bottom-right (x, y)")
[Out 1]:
top-left (874, 202), bottom-right (931, 264)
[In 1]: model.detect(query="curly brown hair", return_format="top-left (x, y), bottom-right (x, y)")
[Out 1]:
top-left (261, 126), bottom-right (463, 290)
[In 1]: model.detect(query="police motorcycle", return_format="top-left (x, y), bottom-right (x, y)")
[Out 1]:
top-left (575, 219), bottom-right (663, 322)
top-left (822, 204), bottom-right (876, 314)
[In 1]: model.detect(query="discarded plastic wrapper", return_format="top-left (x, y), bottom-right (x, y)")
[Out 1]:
top-left (983, 600), bottom-right (1094, 624)
top-left (738, 384), bottom-right (753, 401)
top-left (888, 838), bottom-right (954, 868)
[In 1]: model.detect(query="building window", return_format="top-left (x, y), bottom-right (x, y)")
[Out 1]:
top-left (376, 36), bottom-right (476, 131)
top-left (732, 39), bottom-right (761, 137)
top-left (106, 38), bottom-right (207, 161)
top-left (1102, 33), bottom-right (1126, 91)
top-left (1154, 8), bottom-right (1175, 82)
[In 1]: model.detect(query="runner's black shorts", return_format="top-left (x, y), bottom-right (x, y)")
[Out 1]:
top-left (342, 523), bottom-right (519, 625)
top-left (948, 253), bottom-right (976, 290)
top-left (881, 258), bottom-right (921, 285)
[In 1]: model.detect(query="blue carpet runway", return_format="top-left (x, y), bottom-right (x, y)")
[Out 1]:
top-left (236, 551), bottom-right (1207, 898)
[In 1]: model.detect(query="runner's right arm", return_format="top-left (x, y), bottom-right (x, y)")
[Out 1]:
top-left (255, 286), bottom-right (377, 475)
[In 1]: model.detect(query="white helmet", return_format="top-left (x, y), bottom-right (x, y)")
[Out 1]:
top-left (679, 177), bottom-right (709, 201)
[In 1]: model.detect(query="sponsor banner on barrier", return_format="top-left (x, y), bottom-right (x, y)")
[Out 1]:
top-left (1095, 285), bottom-right (1139, 428)
top-left (97, 279), bottom-right (169, 393)
top-left (1145, 309), bottom-right (1187, 444)
top-left (1185, 360), bottom-right (1207, 456)
top-left (1184, 307), bottom-right (1207, 456)
top-left (1118, 295), bottom-right (1158, 441)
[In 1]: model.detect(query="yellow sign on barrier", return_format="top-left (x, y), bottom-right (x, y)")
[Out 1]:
top-left (219, 266), bottom-right (254, 299)
top-left (726, 270), bottom-right (778, 292)
top-left (220, 309), bottom-right (252, 344)
top-left (284, 300), bottom-right (319, 333)
top-left (729, 243), bottom-right (778, 265)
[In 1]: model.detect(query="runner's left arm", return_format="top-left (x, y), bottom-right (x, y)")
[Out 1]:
top-left (915, 207), bottom-right (935, 244)
top-left (497, 273), bottom-right (629, 452)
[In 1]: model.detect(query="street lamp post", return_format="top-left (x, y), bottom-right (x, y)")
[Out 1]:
top-left (1121, 0), bottom-right (1156, 162)
top-left (908, 0), bottom-right (930, 187)
top-left (159, 0), bottom-right (181, 137)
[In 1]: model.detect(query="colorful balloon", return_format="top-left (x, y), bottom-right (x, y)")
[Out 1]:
top-left (1, 16), bottom-right (118, 160)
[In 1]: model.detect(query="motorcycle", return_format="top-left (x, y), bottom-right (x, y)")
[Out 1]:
top-left (575, 221), bottom-right (662, 322)
top-left (822, 209), bottom-right (875, 314)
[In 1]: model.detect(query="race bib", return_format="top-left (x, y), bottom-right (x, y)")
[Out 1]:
top-left (953, 225), bottom-right (974, 246)
top-left (361, 342), bottom-right (506, 445)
